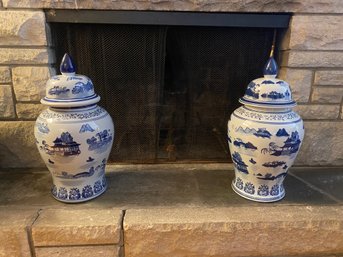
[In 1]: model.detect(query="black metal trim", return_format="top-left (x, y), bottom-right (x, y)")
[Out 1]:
top-left (45, 10), bottom-right (290, 28)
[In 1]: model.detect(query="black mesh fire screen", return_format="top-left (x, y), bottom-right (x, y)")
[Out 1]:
top-left (51, 23), bottom-right (280, 163)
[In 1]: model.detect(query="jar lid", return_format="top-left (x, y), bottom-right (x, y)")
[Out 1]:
top-left (41, 53), bottom-right (100, 107)
top-left (239, 57), bottom-right (296, 108)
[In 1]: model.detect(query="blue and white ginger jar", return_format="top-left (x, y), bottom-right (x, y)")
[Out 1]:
top-left (227, 57), bottom-right (304, 202)
top-left (34, 54), bottom-right (114, 203)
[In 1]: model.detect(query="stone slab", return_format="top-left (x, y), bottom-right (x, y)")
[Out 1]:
top-left (0, 165), bottom-right (338, 208)
top-left (124, 206), bottom-right (343, 257)
top-left (0, 208), bottom-right (39, 257)
top-left (35, 245), bottom-right (121, 257)
top-left (296, 121), bottom-right (343, 166)
top-left (282, 51), bottom-right (343, 68)
top-left (279, 68), bottom-right (313, 102)
top-left (315, 70), bottom-right (343, 86)
top-left (0, 67), bottom-right (11, 83)
top-left (32, 208), bottom-right (123, 246)
top-left (3, 0), bottom-right (343, 13)
top-left (0, 85), bottom-right (15, 118)
top-left (311, 87), bottom-right (343, 103)
top-left (289, 15), bottom-right (343, 50)
top-left (294, 104), bottom-right (340, 119)
top-left (12, 66), bottom-right (50, 101)
top-left (0, 121), bottom-right (45, 168)
top-left (0, 48), bottom-right (51, 65)
top-left (291, 168), bottom-right (343, 202)
top-left (0, 11), bottom-right (46, 46)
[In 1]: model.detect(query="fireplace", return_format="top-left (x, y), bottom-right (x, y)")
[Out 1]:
top-left (48, 11), bottom-right (289, 163)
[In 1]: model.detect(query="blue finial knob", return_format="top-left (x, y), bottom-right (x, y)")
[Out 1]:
top-left (263, 57), bottom-right (278, 77)
top-left (60, 53), bottom-right (75, 74)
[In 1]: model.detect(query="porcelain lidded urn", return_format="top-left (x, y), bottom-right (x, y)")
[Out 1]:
top-left (227, 54), bottom-right (304, 202)
top-left (34, 54), bottom-right (114, 203)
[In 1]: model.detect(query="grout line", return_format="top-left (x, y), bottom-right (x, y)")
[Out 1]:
top-left (120, 209), bottom-right (126, 257)
top-left (289, 172), bottom-right (343, 204)
top-left (26, 208), bottom-right (42, 257)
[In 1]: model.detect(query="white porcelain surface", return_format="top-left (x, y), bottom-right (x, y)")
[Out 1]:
top-left (35, 53), bottom-right (114, 203)
top-left (35, 105), bottom-right (114, 202)
top-left (228, 57), bottom-right (304, 202)
top-left (228, 106), bottom-right (304, 202)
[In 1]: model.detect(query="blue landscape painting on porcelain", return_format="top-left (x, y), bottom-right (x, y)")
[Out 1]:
top-left (261, 131), bottom-right (301, 156)
top-left (41, 132), bottom-right (81, 156)
top-left (261, 91), bottom-right (288, 100)
top-left (36, 122), bottom-right (50, 134)
top-left (56, 158), bottom-right (106, 179)
top-left (245, 82), bottom-right (260, 99)
top-left (79, 123), bottom-right (95, 133)
top-left (256, 172), bottom-right (287, 180)
top-left (72, 80), bottom-right (94, 94)
top-left (48, 86), bottom-right (70, 95)
top-left (87, 129), bottom-right (113, 153)
top-left (233, 139), bottom-right (257, 151)
top-left (231, 152), bottom-right (249, 174)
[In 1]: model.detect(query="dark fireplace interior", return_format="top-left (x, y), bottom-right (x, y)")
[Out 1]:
top-left (49, 11), bottom-right (287, 163)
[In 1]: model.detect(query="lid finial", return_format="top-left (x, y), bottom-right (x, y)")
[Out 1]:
top-left (60, 53), bottom-right (76, 74)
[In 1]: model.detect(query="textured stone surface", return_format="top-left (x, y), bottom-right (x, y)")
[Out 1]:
top-left (124, 206), bottom-right (343, 257)
top-left (0, 11), bottom-right (46, 46)
top-left (289, 15), bottom-right (343, 50)
top-left (0, 67), bottom-right (11, 83)
top-left (311, 87), bottom-right (343, 103)
top-left (0, 48), bottom-right (50, 65)
top-left (32, 208), bottom-right (123, 246)
top-left (0, 208), bottom-right (38, 257)
top-left (12, 67), bottom-right (50, 101)
top-left (0, 121), bottom-right (44, 168)
top-left (0, 85), bottom-right (15, 118)
top-left (294, 104), bottom-right (340, 119)
top-left (279, 68), bottom-right (313, 102)
top-left (283, 51), bottom-right (343, 68)
top-left (315, 70), bottom-right (343, 86)
top-left (3, 0), bottom-right (75, 8)
top-left (16, 103), bottom-right (47, 119)
top-left (3, 0), bottom-right (343, 13)
top-left (35, 245), bottom-right (121, 257)
top-left (296, 121), bottom-right (343, 166)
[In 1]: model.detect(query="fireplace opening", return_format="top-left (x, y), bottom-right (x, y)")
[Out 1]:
top-left (49, 11), bottom-right (289, 163)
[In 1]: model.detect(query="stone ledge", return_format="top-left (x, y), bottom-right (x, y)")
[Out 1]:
top-left (282, 51), bottom-right (343, 68)
top-left (35, 245), bottom-right (121, 257)
top-left (0, 165), bottom-right (342, 256)
top-left (124, 206), bottom-right (343, 257)
top-left (32, 208), bottom-right (123, 246)
top-left (3, 0), bottom-right (343, 13)
top-left (0, 208), bottom-right (39, 257)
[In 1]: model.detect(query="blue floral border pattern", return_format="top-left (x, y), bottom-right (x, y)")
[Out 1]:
top-left (234, 176), bottom-right (284, 200)
top-left (41, 107), bottom-right (106, 120)
top-left (236, 107), bottom-right (299, 122)
top-left (51, 178), bottom-right (107, 201)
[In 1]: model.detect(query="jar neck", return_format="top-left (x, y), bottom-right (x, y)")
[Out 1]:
top-left (49, 104), bottom-right (98, 112)
top-left (243, 105), bottom-right (291, 113)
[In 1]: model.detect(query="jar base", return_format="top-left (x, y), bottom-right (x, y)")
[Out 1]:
top-left (231, 181), bottom-right (285, 203)
top-left (51, 176), bottom-right (108, 203)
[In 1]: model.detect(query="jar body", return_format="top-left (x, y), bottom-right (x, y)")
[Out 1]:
top-left (227, 106), bottom-right (304, 202)
top-left (34, 105), bottom-right (114, 202)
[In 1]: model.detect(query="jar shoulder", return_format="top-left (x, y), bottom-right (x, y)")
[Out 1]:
top-left (230, 106), bottom-right (302, 124)
top-left (37, 105), bottom-right (110, 123)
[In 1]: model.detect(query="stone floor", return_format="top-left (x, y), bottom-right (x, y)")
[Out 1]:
top-left (1, 164), bottom-right (343, 257)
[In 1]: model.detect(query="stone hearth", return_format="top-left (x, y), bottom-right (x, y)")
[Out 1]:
top-left (1, 1), bottom-right (343, 167)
